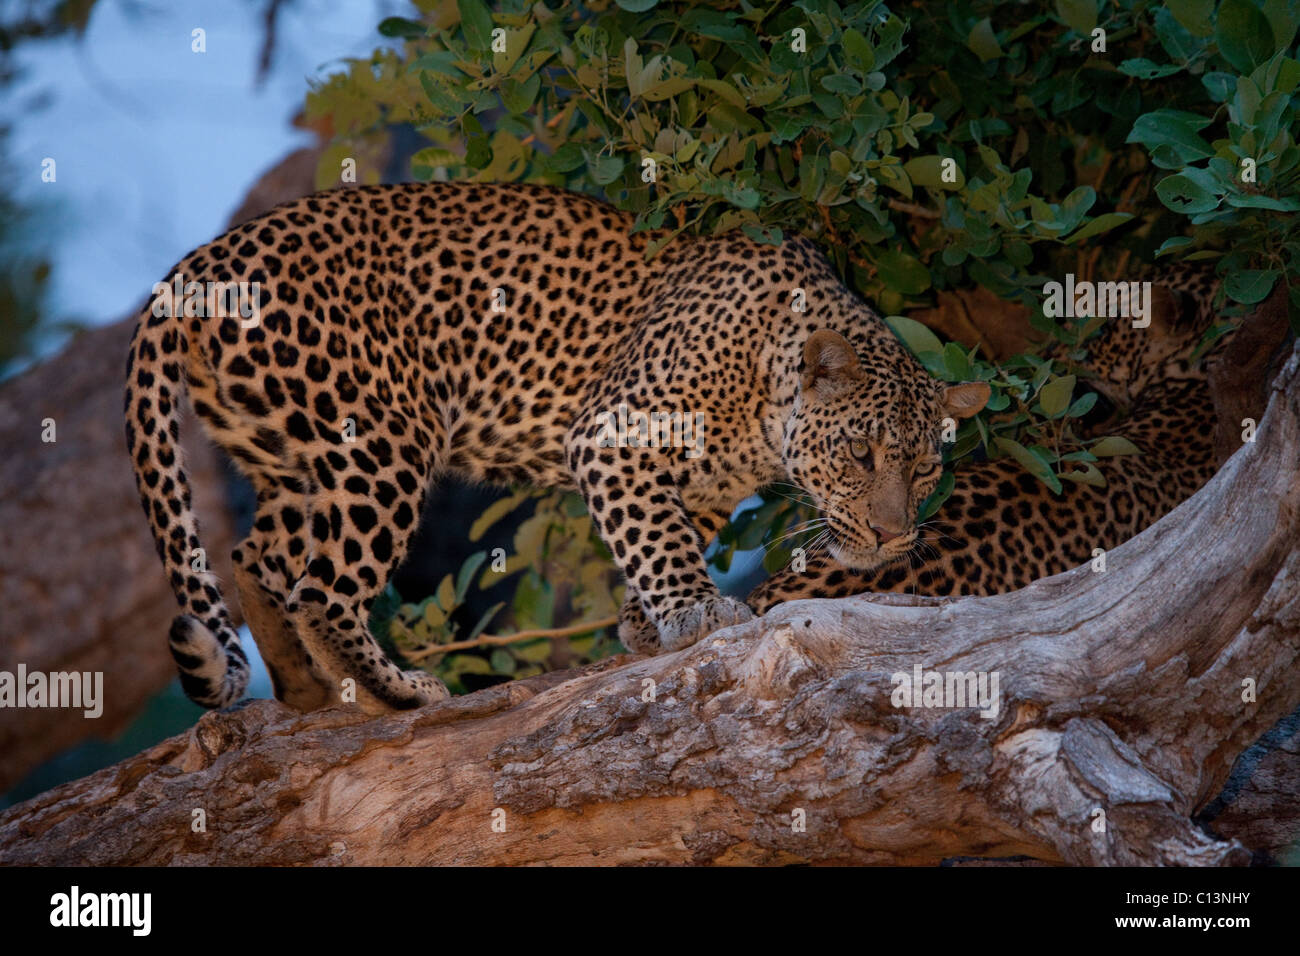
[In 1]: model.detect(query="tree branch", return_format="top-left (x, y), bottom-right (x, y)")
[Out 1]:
top-left (2, 345), bottom-right (1297, 866)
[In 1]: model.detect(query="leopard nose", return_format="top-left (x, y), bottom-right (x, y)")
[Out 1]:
top-left (871, 524), bottom-right (904, 544)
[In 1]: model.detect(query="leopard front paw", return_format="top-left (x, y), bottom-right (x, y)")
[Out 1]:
top-left (405, 669), bottom-right (451, 705)
top-left (659, 596), bottom-right (754, 652)
top-left (618, 593), bottom-right (661, 655)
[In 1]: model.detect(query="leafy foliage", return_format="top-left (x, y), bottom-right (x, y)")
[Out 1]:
top-left (374, 489), bottom-right (621, 691)
top-left (1121, 0), bottom-right (1299, 316)
top-left (312, 0), bottom-right (1299, 680)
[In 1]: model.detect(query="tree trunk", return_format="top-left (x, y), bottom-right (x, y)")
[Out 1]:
top-left (2, 339), bottom-right (1297, 865)
top-left (0, 319), bottom-right (241, 793)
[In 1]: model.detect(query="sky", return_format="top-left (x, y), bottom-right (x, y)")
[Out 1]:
top-left (5, 0), bottom-right (406, 344)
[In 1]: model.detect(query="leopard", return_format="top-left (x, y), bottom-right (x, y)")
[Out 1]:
top-left (746, 264), bottom-right (1230, 612)
top-left (124, 181), bottom-right (989, 713)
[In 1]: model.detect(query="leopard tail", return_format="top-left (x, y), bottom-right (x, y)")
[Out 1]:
top-left (123, 301), bottom-right (249, 708)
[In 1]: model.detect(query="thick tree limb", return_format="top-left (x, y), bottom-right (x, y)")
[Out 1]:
top-left (1, 340), bottom-right (1297, 865)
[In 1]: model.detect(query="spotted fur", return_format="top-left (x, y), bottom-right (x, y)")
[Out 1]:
top-left (124, 182), bottom-right (987, 711)
top-left (748, 266), bottom-right (1227, 611)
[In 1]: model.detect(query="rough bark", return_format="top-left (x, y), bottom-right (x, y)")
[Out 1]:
top-left (1198, 706), bottom-right (1300, 865)
top-left (1206, 281), bottom-right (1294, 467)
top-left (2, 340), bottom-right (1297, 866)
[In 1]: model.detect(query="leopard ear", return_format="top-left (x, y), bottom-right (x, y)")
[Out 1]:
top-left (801, 329), bottom-right (863, 393)
top-left (940, 382), bottom-right (991, 420)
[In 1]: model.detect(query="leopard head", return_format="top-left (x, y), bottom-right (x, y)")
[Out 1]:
top-left (783, 328), bottom-right (989, 571)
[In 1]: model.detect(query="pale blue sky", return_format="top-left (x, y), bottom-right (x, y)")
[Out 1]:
top-left (5, 0), bottom-right (406, 347)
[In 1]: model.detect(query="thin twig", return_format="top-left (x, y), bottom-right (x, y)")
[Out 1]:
top-left (256, 0), bottom-right (288, 88)
top-left (817, 204), bottom-right (875, 273)
top-left (405, 615), bottom-right (619, 661)
top-left (886, 198), bottom-right (941, 219)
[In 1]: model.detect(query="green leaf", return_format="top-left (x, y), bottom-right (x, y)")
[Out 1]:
top-left (500, 73), bottom-right (542, 113)
top-left (917, 470), bottom-right (955, 521)
top-left (494, 22), bottom-right (537, 76)
top-left (1155, 172), bottom-right (1220, 214)
top-left (904, 155), bottom-right (965, 189)
top-left (469, 490), bottom-right (530, 542)
top-left (436, 574), bottom-right (456, 612)
top-left (1216, 0), bottom-right (1277, 74)
top-left (1126, 110), bottom-right (1213, 161)
top-left (1091, 435), bottom-right (1141, 456)
top-left (1038, 374), bottom-right (1076, 419)
top-left (884, 315), bottom-right (944, 357)
top-left (445, 654), bottom-right (494, 676)
top-left (1155, 236), bottom-right (1194, 257)
top-left (467, 602), bottom-right (505, 642)
top-left (1226, 193), bottom-right (1300, 211)
top-left (489, 648), bottom-right (516, 675)
top-left (1154, 6), bottom-right (1202, 61)
top-left (547, 143), bottom-right (585, 173)
top-left (942, 342), bottom-right (974, 381)
top-left (419, 72), bottom-right (466, 115)
top-left (1224, 269), bottom-right (1280, 304)
top-left (457, 0), bottom-right (494, 51)
top-left (1119, 58), bottom-right (1183, 79)
top-left (409, 51), bottom-right (465, 78)
top-left (821, 74), bottom-right (863, 96)
top-left (1055, 0), bottom-right (1098, 35)
top-left (741, 222), bottom-right (784, 245)
top-left (411, 147), bottom-right (463, 173)
top-left (875, 250), bottom-right (932, 295)
top-left (1063, 212), bottom-right (1134, 244)
top-left (697, 78), bottom-right (748, 109)
top-left (464, 136), bottom-right (492, 170)
top-left (843, 28), bottom-right (875, 70)
top-left (378, 16), bottom-right (426, 39)
top-left (512, 638), bottom-right (553, 663)
top-left (588, 153), bottom-right (625, 185)
top-left (1067, 391), bottom-right (1099, 418)
top-left (1202, 70), bottom-right (1237, 102)
top-left (615, 0), bottom-right (660, 9)
top-left (513, 572), bottom-right (554, 629)
top-left (994, 437), bottom-right (1062, 493)
top-left (983, 390), bottom-right (1011, 413)
top-left (1167, 0), bottom-right (1216, 36)
top-left (967, 18), bottom-right (1003, 62)
top-left (423, 600), bottom-right (447, 629)
top-left (456, 551), bottom-right (487, 603)
top-left (762, 544), bottom-right (793, 575)
top-left (1263, 0), bottom-right (1299, 49)
top-left (1062, 462), bottom-right (1107, 487)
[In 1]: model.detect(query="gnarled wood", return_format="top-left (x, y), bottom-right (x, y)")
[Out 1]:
top-left (1, 339), bottom-right (1297, 865)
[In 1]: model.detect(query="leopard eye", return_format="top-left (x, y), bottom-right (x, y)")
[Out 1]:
top-left (914, 459), bottom-right (940, 479)
top-left (849, 437), bottom-right (872, 467)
